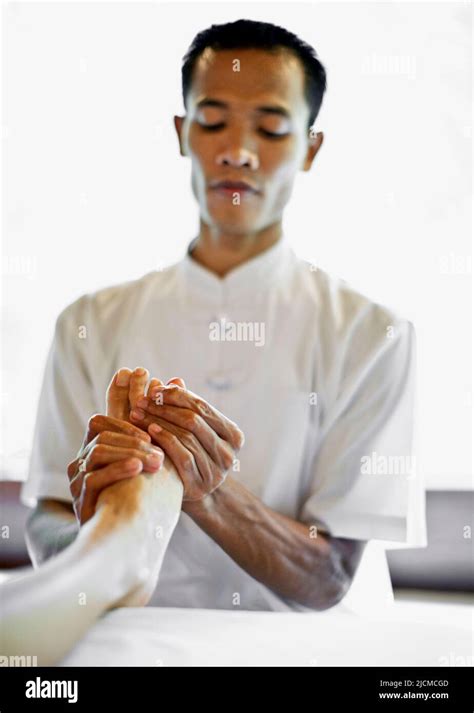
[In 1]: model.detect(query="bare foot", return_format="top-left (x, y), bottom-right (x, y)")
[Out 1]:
top-left (90, 367), bottom-right (183, 607)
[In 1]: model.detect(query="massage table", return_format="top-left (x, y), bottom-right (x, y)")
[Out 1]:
top-left (59, 597), bottom-right (473, 667)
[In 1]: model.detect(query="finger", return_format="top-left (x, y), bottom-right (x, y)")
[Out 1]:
top-left (79, 457), bottom-right (144, 524)
top-left (69, 436), bottom-right (162, 490)
top-left (85, 414), bottom-right (152, 446)
top-left (135, 389), bottom-right (244, 450)
top-left (85, 431), bottom-right (163, 458)
top-left (149, 426), bottom-right (223, 501)
top-left (129, 366), bottom-right (150, 410)
top-left (147, 378), bottom-right (164, 398)
top-left (131, 404), bottom-right (233, 470)
top-left (167, 377), bottom-right (186, 389)
top-left (69, 463), bottom-right (87, 499)
top-left (83, 443), bottom-right (164, 473)
top-left (70, 447), bottom-right (159, 498)
top-left (106, 368), bottom-right (132, 420)
top-left (128, 412), bottom-right (183, 445)
top-left (144, 427), bottom-right (207, 501)
top-left (69, 416), bottom-right (152, 478)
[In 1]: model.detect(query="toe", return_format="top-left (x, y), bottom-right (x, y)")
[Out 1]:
top-left (106, 368), bottom-right (132, 419)
top-left (129, 367), bottom-right (150, 409)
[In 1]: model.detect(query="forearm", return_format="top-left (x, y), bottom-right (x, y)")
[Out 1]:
top-left (183, 476), bottom-right (350, 610)
top-left (25, 501), bottom-right (79, 567)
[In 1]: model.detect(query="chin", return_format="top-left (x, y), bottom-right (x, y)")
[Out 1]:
top-left (210, 219), bottom-right (260, 238)
top-left (205, 206), bottom-right (263, 236)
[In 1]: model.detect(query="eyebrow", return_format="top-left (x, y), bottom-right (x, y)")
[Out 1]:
top-left (196, 99), bottom-right (226, 110)
top-left (257, 105), bottom-right (291, 119)
top-left (196, 98), bottom-right (291, 119)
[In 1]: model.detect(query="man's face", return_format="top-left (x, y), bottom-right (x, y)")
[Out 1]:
top-left (174, 47), bottom-right (322, 236)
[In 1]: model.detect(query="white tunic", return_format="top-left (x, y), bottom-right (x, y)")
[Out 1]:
top-left (21, 236), bottom-right (427, 615)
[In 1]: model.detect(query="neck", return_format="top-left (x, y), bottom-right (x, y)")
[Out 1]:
top-left (190, 220), bottom-right (283, 277)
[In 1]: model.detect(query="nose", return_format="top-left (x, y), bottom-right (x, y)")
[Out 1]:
top-left (216, 142), bottom-right (259, 170)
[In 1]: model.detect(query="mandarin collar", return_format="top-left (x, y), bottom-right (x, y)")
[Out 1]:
top-left (178, 235), bottom-right (294, 301)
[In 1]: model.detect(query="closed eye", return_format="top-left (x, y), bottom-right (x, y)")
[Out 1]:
top-left (199, 123), bottom-right (289, 139)
top-left (199, 122), bottom-right (226, 132)
top-left (258, 128), bottom-right (290, 139)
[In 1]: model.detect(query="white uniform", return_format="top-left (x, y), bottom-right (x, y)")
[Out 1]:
top-left (21, 236), bottom-right (427, 615)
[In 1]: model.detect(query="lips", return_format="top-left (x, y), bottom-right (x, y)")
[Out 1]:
top-left (209, 179), bottom-right (260, 194)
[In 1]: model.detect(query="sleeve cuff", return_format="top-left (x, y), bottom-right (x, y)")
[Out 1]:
top-left (20, 473), bottom-right (73, 508)
top-left (300, 508), bottom-right (427, 548)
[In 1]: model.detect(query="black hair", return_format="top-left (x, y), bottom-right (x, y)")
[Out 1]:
top-left (181, 19), bottom-right (327, 128)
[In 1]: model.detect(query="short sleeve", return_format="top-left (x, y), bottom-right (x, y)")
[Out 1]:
top-left (299, 317), bottom-right (427, 548)
top-left (21, 297), bottom-right (102, 507)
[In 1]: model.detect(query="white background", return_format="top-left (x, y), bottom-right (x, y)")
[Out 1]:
top-left (2, 1), bottom-right (472, 489)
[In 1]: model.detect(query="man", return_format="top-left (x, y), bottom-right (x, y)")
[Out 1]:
top-left (23, 19), bottom-right (426, 614)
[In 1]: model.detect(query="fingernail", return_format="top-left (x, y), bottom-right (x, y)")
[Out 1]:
top-left (126, 458), bottom-right (142, 471)
top-left (149, 423), bottom-right (162, 434)
top-left (130, 408), bottom-right (145, 420)
top-left (134, 367), bottom-right (147, 376)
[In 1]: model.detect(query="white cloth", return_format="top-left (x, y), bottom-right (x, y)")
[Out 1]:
top-left (59, 603), bottom-right (471, 667)
top-left (21, 236), bottom-right (427, 614)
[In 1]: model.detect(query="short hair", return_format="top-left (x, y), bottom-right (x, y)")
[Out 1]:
top-left (181, 19), bottom-right (327, 128)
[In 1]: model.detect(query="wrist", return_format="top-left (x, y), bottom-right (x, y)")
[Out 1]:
top-left (182, 476), bottom-right (233, 520)
top-left (182, 491), bottom-right (216, 519)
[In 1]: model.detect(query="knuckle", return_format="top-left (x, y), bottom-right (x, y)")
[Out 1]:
top-left (69, 479), bottom-right (79, 498)
top-left (130, 427), bottom-right (145, 441)
top-left (181, 431), bottom-right (197, 450)
top-left (158, 429), bottom-right (174, 443)
top-left (184, 485), bottom-right (201, 501)
top-left (88, 414), bottom-right (102, 430)
top-left (195, 398), bottom-right (211, 417)
top-left (232, 429), bottom-right (244, 450)
top-left (88, 450), bottom-right (100, 467)
top-left (222, 449), bottom-right (234, 470)
top-left (67, 461), bottom-right (76, 478)
top-left (180, 453), bottom-right (195, 474)
top-left (94, 443), bottom-right (107, 457)
top-left (182, 409), bottom-right (197, 430)
top-left (83, 473), bottom-right (94, 491)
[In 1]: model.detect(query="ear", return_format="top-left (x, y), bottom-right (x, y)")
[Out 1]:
top-left (174, 115), bottom-right (186, 157)
top-left (302, 130), bottom-right (324, 172)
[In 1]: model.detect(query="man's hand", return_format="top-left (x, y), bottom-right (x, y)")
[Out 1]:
top-left (129, 384), bottom-right (245, 502)
top-left (67, 368), bottom-right (164, 525)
